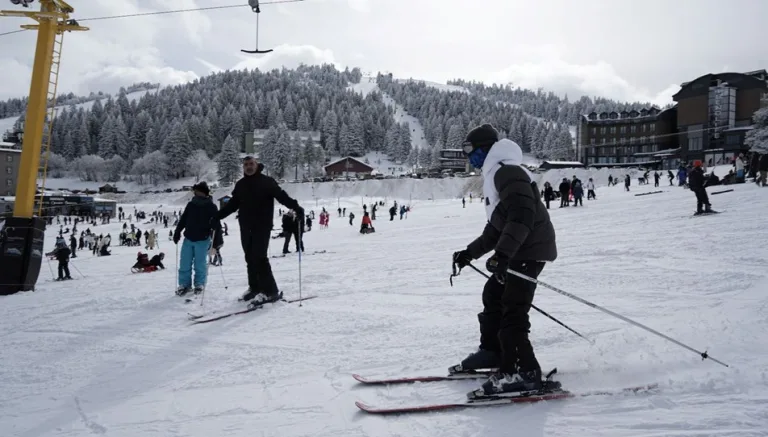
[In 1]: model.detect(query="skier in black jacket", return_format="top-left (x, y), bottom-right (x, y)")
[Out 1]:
top-left (218, 156), bottom-right (304, 305)
top-left (451, 123), bottom-right (558, 397)
top-left (688, 160), bottom-right (713, 214)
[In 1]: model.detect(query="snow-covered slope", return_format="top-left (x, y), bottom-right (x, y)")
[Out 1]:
top-left (1, 177), bottom-right (766, 436)
top-left (394, 78), bottom-right (470, 94)
top-left (348, 77), bottom-right (430, 153)
top-left (0, 88), bottom-right (157, 134)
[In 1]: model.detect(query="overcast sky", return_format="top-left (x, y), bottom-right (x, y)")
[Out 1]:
top-left (0, 0), bottom-right (766, 106)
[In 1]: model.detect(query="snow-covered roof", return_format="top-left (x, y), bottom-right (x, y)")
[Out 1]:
top-left (543, 161), bottom-right (585, 165)
top-left (324, 156), bottom-right (374, 170)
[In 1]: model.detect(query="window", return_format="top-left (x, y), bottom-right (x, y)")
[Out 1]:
top-left (688, 138), bottom-right (703, 151)
top-left (650, 124), bottom-right (656, 132)
top-left (6, 178), bottom-right (12, 186)
top-left (619, 137), bottom-right (626, 144)
top-left (590, 138), bottom-right (595, 145)
top-left (5, 155), bottom-right (12, 162)
top-left (600, 127), bottom-right (606, 134)
top-left (610, 127), bottom-right (616, 134)
top-left (642, 124), bottom-right (647, 132)
top-left (601, 138), bottom-right (606, 144)
top-left (620, 126), bottom-right (627, 134)
top-left (591, 127), bottom-right (596, 134)
top-left (5, 167), bottom-right (11, 174)
top-left (649, 135), bottom-right (655, 143)
top-left (687, 124), bottom-right (703, 151)
top-left (631, 125), bottom-right (637, 133)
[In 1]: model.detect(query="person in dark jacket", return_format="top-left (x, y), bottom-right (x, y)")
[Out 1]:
top-left (542, 182), bottom-right (554, 209)
top-left (149, 253), bottom-right (165, 269)
top-left (218, 156), bottom-right (304, 305)
top-left (557, 178), bottom-right (570, 207)
top-left (54, 240), bottom-right (73, 280)
top-left (688, 160), bottom-right (713, 214)
top-left (759, 154), bottom-right (768, 187)
top-left (173, 181), bottom-right (223, 295)
top-left (451, 123), bottom-right (558, 397)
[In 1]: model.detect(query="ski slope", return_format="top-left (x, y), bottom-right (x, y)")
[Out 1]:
top-left (1, 181), bottom-right (768, 436)
top-left (348, 77), bottom-right (430, 154)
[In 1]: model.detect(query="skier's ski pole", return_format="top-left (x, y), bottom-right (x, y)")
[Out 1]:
top-left (505, 267), bottom-right (730, 368)
top-left (69, 261), bottom-right (85, 279)
top-left (297, 218), bottom-right (303, 307)
top-left (461, 262), bottom-right (592, 344)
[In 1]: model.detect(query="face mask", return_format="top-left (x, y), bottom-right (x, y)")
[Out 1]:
top-left (468, 148), bottom-right (488, 169)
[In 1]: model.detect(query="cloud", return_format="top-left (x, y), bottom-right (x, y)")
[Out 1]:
top-left (487, 45), bottom-right (680, 106)
top-left (232, 44), bottom-right (339, 72)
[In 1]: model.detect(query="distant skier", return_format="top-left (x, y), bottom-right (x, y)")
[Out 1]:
top-left (360, 211), bottom-right (375, 234)
top-left (451, 123), bottom-right (558, 397)
top-left (624, 174), bottom-right (631, 191)
top-left (149, 252), bottom-right (166, 270)
top-left (54, 240), bottom-right (73, 281)
top-left (689, 160), bottom-right (714, 215)
top-left (173, 182), bottom-right (223, 296)
top-left (586, 178), bottom-right (596, 200)
top-left (217, 155), bottom-right (303, 305)
top-left (542, 181), bottom-right (554, 209)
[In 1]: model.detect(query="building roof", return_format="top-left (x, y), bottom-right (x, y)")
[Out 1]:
top-left (323, 156), bottom-right (374, 171)
top-left (673, 72), bottom-right (767, 100)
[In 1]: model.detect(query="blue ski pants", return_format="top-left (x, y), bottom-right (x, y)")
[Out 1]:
top-left (178, 238), bottom-right (210, 288)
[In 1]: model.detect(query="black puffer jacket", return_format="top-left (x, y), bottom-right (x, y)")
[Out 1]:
top-left (467, 164), bottom-right (557, 262)
top-left (174, 195), bottom-right (222, 243)
top-left (218, 171), bottom-right (301, 232)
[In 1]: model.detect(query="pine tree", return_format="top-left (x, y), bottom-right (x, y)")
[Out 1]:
top-left (162, 121), bottom-right (192, 178)
top-left (97, 115), bottom-right (116, 158)
top-left (322, 111), bottom-right (339, 155)
top-left (745, 106), bottom-right (768, 153)
top-left (217, 134), bottom-right (242, 186)
top-left (289, 131), bottom-right (302, 180)
top-left (297, 109), bottom-right (312, 132)
top-left (446, 124), bottom-right (465, 149)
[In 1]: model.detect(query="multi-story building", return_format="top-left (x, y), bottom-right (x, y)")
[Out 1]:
top-left (0, 142), bottom-right (21, 196)
top-left (577, 69), bottom-right (768, 169)
top-left (438, 149), bottom-right (469, 172)
top-left (673, 70), bottom-right (767, 165)
top-left (576, 106), bottom-right (679, 169)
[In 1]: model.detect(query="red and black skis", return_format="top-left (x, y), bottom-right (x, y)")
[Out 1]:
top-left (188, 295), bottom-right (317, 324)
top-left (352, 370), bottom-right (495, 385)
top-left (352, 368), bottom-right (658, 415)
top-left (354, 383), bottom-right (659, 415)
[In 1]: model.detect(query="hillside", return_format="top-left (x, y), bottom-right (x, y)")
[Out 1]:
top-left (2, 173), bottom-right (766, 437)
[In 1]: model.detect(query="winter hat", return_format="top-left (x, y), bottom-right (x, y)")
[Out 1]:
top-left (192, 181), bottom-right (210, 196)
top-left (464, 123), bottom-right (499, 151)
top-left (693, 160), bottom-right (702, 167)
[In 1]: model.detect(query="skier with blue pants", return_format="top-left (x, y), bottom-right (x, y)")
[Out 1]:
top-left (173, 181), bottom-right (223, 296)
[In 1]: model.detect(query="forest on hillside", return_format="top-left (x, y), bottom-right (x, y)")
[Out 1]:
top-left (0, 64), bottom-right (668, 185)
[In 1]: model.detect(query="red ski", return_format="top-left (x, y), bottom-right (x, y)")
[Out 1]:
top-left (352, 370), bottom-right (495, 385)
top-left (189, 296), bottom-right (317, 324)
top-left (355, 383), bottom-right (659, 415)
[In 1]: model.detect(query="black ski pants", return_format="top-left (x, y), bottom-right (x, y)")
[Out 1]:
top-left (478, 261), bottom-right (545, 374)
top-left (58, 261), bottom-right (70, 279)
top-left (693, 187), bottom-right (710, 212)
top-left (240, 227), bottom-right (279, 296)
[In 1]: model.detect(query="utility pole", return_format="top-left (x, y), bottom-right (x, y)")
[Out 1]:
top-left (0, 0), bottom-right (87, 296)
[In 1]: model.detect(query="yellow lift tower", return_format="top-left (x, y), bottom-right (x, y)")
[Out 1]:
top-left (0, 0), bottom-right (87, 295)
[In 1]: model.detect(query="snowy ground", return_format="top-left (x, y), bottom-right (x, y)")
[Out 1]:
top-left (2, 179), bottom-right (768, 437)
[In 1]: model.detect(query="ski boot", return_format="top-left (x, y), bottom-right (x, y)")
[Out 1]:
top-left (193, 285), bottom-right (204, 295)
top-left (246, 291), bottom-right (284, 309)
top-left (468, 368), bottom-right (561, 400)
top-left (175, 286), bottom-right (191, 296)
top-left (448, 348), bottom-right (501, 375)
top-left (239, 288), bottom-right (257, 302)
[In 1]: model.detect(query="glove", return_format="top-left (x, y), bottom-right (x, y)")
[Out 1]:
top-left (486, 252), bottom-right (509, 284)
top-left (295, 206), bottom-right (305, 221)
top-left (452, 249), bottom-right (472, 269)
top-left (173, 232), bottom-right (180, 245)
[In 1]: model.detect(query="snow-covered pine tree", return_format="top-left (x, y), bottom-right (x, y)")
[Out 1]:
top-left (745, 105), bottom-right (768, 153)
top-left (97, 115), bottom-right (116, 158)
top-left (446, 124), bottom-right (465, 149)
top-left (322, 111), bottom-right (339, 156)
top-left (302, 134), bottom-right (317, 177)
top-left (289, 131), bottom-right (302, 180)
top-left (385, 123), bottom-right (401, 158)
top-left (297, 109), bottom-right (312, 132)
top-left (259, 126), bottom-right (280, 175)
top-left (162, 120), bottom-right (192, 178)
top-left (188, 149), bottom-right (214, 182)
top-left (113, 115), bottom-right (132, 161)
top-left (273, 124), bottom-right (291, 178)
top-left (429, 144), bottom-right (442, 170)
top-left (398, 123), bottom-right (412, 162)
top-left (338, 122), bottom-right (350, 157)
top-left (217, 134), bottom-right (242, 186)
top-left (347, 111), bottom-right (366, 157)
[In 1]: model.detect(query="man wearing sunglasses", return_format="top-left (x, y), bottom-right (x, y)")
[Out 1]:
top-left (450, 123), bottom-right (558, 397)
top-left (218, 156), bottom-right (304, 305)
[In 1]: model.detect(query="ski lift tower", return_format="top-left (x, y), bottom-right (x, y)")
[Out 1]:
top-left (0, 0), bottom-right (88, 296)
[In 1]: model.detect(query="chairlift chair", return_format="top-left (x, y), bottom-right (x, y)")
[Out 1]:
top-left (242, 0), bottom-right (273, 54)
